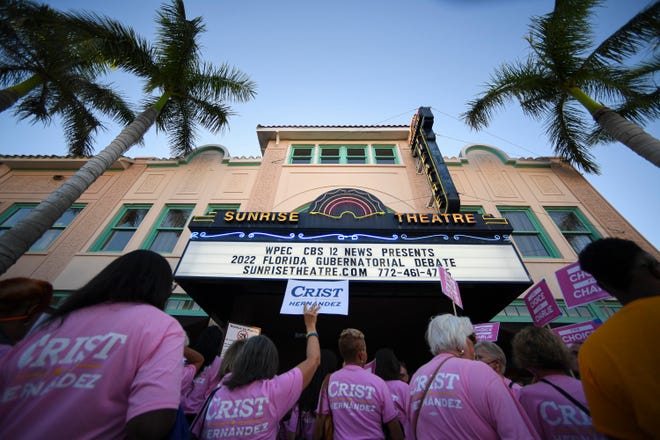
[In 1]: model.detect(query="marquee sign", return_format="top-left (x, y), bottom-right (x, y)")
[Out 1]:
top-left (176, 241), bottom-right (529, 282)
top-left (175, 189), bottom-right (530, 285)
top-left (410, 107), bottom-right (460, 213)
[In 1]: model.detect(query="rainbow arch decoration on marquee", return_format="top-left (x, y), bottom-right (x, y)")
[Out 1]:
top-left (308, 188), bottom-right (389, 219)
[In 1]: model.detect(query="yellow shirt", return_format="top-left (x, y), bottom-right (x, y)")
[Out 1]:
top-left (578, 296), bottom-right (660, 439)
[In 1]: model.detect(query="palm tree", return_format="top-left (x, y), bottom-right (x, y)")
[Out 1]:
top-left (0, 0), bottom-right (135, 155)
top-left (462, 0), bottom-right (660, 174)
top-left (0, 0), bottom-right (256, 274)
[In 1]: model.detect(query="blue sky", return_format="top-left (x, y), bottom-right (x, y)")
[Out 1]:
top-left (1, 0), bottom-right (658, 248)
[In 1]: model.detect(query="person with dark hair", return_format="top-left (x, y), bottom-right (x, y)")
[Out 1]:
top-left (512, 326), bottom-right (603, 439)
top-left (315, 328), bottom-right (403, 440)
top-left (398, 361), bottom-right (410, 384)
top-left (192, 325), bottom-right (226, 371)
top-left (0, 250), bottom-right (185, 439)
top-left (374, 348), bottom-right (409, 437)
top-left (284, 348), bottom-right (338, 440)
top-left (577, 237), bottom-right (660, 439)
top-left (474, 341), bottom-right (522, 397)
top-left (408, 314), bottom-right (537, 439)
top-left (0, 277), bottom-right (53, 357)
top-left (198, 303), bottom-right (321, 439)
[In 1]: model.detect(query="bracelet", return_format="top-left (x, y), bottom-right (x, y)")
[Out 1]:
top-left (306, 331), bottom-right (319, 338)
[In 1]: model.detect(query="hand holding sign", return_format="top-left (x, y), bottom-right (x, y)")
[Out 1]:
top-left (303, 302), bottom-right (321, 334)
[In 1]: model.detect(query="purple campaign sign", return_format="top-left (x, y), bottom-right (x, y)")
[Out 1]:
top-left (473, 322), bottom-right (500, 342)
top-left (439, 266), bottom-right (463, 309)
top-left (524, 279), bottom-right (562, 327)
top-left (551, 320), bottom-right (602, 345)
top-left (555, 262), bottom-right (611, 308)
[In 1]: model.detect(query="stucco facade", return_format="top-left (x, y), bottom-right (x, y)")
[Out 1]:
top-left (1, 111), bottom-right (656, 341)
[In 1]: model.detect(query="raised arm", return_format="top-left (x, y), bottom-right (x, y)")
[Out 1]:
top-left (183, 346), bottom-right (205, 373)
top-left (296, 302), bottom-right (321, 389)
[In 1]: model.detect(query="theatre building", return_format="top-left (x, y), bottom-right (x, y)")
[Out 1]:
top-left (0, 107), bottom-right (656, 371)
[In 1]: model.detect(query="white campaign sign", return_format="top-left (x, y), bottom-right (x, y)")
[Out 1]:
top-left (280, 279), bottom-right (349, 315)
top-left (176, 242), bottom-right (529, 283)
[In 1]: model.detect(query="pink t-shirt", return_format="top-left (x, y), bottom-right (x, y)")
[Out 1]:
top-left (183, 355), bottom-right (222, 414)
top-left (283, 404), bottom-right (315, 440)
top-left (318, 365), bottom-right (398, 440)
top-left (0, 343), bottom-right (11, 360)
top-left (0, 303), bottom-right (184, 439)
top-left (198, 367), bottom-right (303, 439)
top-left (408, 354), bottom-right (539, 440)
top-left (518, 374), bottom-right (605, 439)
top-left (181, 363), bottom-right (198, 396)
top-left (386, 379), bottom-right (409, 434)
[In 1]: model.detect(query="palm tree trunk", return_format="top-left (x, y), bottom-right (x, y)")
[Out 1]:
top-left (568, 87), bottom-right (660, 168)
top-left (0, 102), bottom-right (163, 275)
top-left (592, 107), bottom-right (660, 167)
top-left (0, 74), bottom-right (44, 113)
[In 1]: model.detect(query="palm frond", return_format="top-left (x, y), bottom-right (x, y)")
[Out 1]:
top-left (61, 11), bottom-right (156, 78)
top-left (462, 59), bottom-right (551, 129)
top-left (155, 0), bottom-right (203, 80)
top-left (188, 96), bottom-right (232, 133)
top-left (585, 1), bottom-right (660, 68)
top-left (529, 0), bottom-right (600, 76)
top-left (163, 97), bottom-right (197, 156)
top-left (545, 97), bottom-right (600, 174)
top-left (73, 79), bottom-right (136, 126)
top-left (192, 62), bottom-right (257, 103)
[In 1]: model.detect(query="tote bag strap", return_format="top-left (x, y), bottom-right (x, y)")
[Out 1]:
top-left (295, 402), bottom-right (304, 439)
top-left (413, 355), bottom-right (454, 438)
top-left (189, 384), bottom-right (222, 437)
top-left (539, 378), bottom-right (591, 416)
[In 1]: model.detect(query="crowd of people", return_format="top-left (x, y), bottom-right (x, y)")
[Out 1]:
top-left (0, 237), bottom-right (657, 439)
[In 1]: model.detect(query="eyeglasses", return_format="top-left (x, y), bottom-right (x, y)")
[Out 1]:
top-left (467, 333), bottom-right (477, 344)
top-left (475, 354), bottom-right (499, 367)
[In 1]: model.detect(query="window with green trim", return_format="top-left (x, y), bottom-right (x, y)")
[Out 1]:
top-left (90, 204), bottom-right (151, 252)
top-left (0, 203), bottom-right (84, 251)
top-left (346, 146), bottom-right (367, 164)
top-left (460, 205), bottom-right (485, 214)
top-left (319, 145), bottom-right (367, 164)
top-left (206, 204), bottom-right (240, 215)
top-left (289, 146), bottom-right (314, 164)
top-left (143, 205), bottom-right (194, 253)
top-left (373, 145), bottom-right (398, 164)
top-left (545, 207), bottom-right (600, 254)
top-left (287, 144), bottom-right (399, 165)
top-left (498, 207), bottom-right (559, 258)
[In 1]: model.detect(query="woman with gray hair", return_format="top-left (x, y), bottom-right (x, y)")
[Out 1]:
top-left (407, 314), bottom-right (538, 439)
top-left (475, 341), bottom-right (522, 397)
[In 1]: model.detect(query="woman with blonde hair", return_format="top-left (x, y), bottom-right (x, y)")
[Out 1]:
top-left (197, 303), bottom-right (321, 439)
top-left (512, 326), bottom-right (604, 439)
